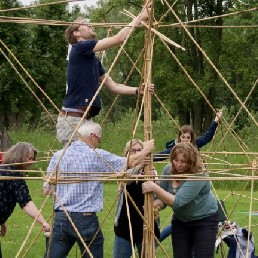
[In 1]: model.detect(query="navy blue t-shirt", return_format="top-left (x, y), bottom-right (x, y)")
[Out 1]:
top-left (63, 40), bottom-right (106, 115)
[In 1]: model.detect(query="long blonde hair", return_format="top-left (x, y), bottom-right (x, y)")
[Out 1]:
top-left (170, 142), bottom-right (201, 175)
top-left (3, 142), bottom-right (37, 168)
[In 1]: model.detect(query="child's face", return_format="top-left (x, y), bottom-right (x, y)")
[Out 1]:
top-left (179, 133), bottom-right (191, 143)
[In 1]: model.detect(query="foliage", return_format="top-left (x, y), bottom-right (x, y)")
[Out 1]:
top-left (0, 0), bottom-right (82, 127)
top-left (1, 0), bottom-right (257, 133)
top-left (0, 0), bottom-right (33, 124)
top-left (6, 107), bottom-right (258, 185)
top-left (89, 0), bottom-right (257, 133)
top-left (1, 1), bottom-right (258, 256)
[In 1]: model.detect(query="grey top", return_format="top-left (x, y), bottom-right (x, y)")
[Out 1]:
top-left (160, 164), bottom-right (218, 222)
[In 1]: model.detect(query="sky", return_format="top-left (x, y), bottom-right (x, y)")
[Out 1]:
top-left (20, 0), bottom-right (97, 9)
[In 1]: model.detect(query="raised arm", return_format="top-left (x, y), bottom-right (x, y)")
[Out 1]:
top-left (93, 3), bottom-right (151, 52)
top-left (153, 140), bottom-right (176, 161)
top-left (196, 109), bottom-right (222, 149)
top-left (100, 74), bottom-right (154, 95)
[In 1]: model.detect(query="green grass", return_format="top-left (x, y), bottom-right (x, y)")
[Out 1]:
top-left (2, 180), bottom-right (258, 257)
top-left (3, 114), bottom-right (258, 257)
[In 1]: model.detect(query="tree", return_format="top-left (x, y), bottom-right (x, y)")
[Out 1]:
top-left (0, 0), bottom-right (32, 127)
top-left (87, 0), bottom-right (257, 133)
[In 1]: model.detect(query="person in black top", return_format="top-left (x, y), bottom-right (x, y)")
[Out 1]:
top-left (113, 139), bottom-right (160, 258)
top-left (57, 3), bottom-right (154, 145)
top-left (0, 142), bottom-right (50, 257)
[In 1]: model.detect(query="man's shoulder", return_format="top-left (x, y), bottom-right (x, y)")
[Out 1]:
top-left (96, 148), bottom-right (125, 161)
top-left (96, 148), bottom-right (115, 156)
top-left (73, 40), bottom-right (98, 50)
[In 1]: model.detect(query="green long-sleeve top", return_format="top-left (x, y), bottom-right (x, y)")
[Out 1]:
top-left (160, 164), bottom-right (218, 222)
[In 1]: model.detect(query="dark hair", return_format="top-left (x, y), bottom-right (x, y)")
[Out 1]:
top-left (170, 142), bottom-right (201, 175)
top-left (3, 142), bottom-right (37, 168)
top-left (177, 125), bottom-right (197, 147)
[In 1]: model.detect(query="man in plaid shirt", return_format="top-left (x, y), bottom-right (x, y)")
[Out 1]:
top-left (44, 121), bottom-right (154, 258)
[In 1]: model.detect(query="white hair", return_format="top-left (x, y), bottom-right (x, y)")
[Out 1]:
top-left (78, 122), bottom-right (102, 138)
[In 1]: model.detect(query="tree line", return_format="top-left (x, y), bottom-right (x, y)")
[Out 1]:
top-left (0, 0), bottom-right (257, 134)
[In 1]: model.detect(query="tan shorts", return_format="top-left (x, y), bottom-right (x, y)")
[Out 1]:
top-left (56, 114), bottom-right (91, 145)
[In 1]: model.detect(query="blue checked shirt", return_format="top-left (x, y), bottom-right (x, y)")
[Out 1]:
top-left (47, 141), bottom-right (126, 212)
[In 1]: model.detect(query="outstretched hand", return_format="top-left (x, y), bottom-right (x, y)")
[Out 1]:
top-left (214, 109), bottom-right (223, 123)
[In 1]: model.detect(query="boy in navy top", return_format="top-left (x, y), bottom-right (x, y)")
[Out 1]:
top-left (57, 3), bottom-right (154, 145)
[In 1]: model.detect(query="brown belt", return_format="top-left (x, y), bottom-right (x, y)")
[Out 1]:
top-left (55, 210), bottom-right (96, 216)
top-left (60, 109), bottom-right (84, 117)
top-left (83, 212), bottom-right (96, 216)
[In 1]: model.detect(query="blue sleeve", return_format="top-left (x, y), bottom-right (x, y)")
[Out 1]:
top-left (196, 120), bottom-right (218, 149)
top-left (96, 149), bottom-right (126, 172)
top-left (159, 148), bottom-right (172, 155)
top-left (166, 140), bottom-right (176, 149)
top-left (47, 151), bottom-right (60, 175)
top-left (73, 40), bottom-right (97, 55)
top-left (153, 141), bottom-right (175, 161)
top-left (97, 57), bottom-right (105, 77)
top-left (172, 180), bottom-right (207, 209)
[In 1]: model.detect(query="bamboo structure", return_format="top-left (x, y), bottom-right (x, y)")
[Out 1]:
top-left (0, 0), bottom-right (258, 257)
top-left (142, 1), bottom-right (155, 257)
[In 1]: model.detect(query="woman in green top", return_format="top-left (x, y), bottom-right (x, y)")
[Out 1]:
top-left (142, 142), bottom-right (218, 258)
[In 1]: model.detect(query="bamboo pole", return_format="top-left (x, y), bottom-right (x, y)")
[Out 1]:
top-left (142, 1), bottom-right (155, 257)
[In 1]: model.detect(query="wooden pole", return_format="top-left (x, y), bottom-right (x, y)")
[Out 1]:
top-left (142, 1), bottom-right (155, 257)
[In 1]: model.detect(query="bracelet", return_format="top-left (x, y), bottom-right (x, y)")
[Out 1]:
top-left (135, 88), bottom-right (138, 95)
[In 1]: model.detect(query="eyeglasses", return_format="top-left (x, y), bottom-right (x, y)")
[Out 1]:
top-left (93, 134), bottom-right (101, 144)
top-left (129, 148), bottom-right (142, 154)
top-left (74, 21), bottom-right (93, 32)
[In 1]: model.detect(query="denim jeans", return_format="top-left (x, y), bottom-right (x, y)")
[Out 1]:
top-left (113, 235), bottom-right (142, 258)
top-left (172, 212), bottom-right (219, 258)
top-left (46, 211), bottom-right (104, 258)
top-left (159, 224), bottom-right (172, 242)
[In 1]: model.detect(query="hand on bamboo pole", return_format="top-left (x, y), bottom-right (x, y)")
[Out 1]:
top-left (142, 139), bottom-right (155, 151)
top-left (138, 157), bottom-right (152, 169)
top-left (137, 0), bottom-right (152, 21)
top-left (214, 109), bottom-right (223, 123)
top-left (139, 82), bottom-right (155, 95)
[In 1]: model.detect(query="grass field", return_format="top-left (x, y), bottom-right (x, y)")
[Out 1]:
top-left (1, 180), bottom-right (258, 257)
top-left (2, 117), bottom-right (258, 257)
